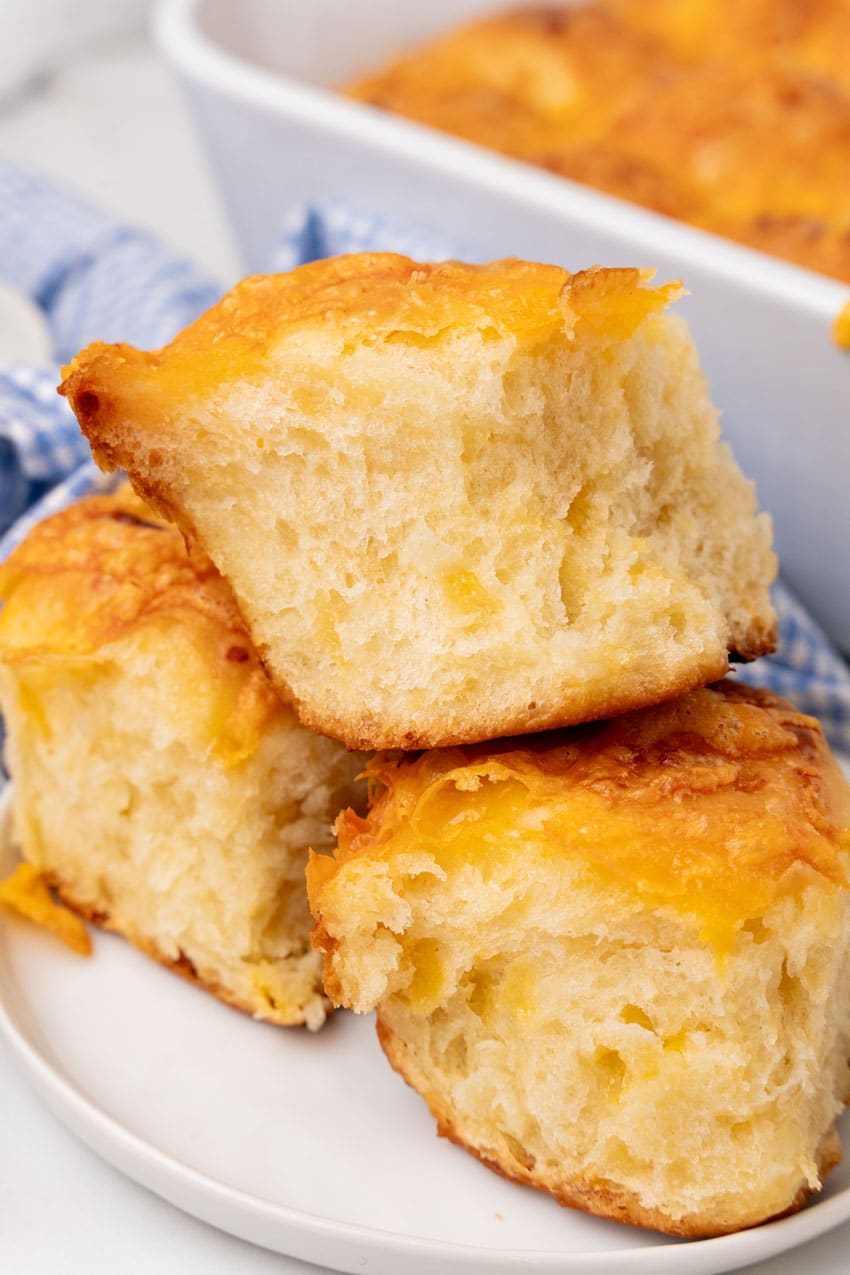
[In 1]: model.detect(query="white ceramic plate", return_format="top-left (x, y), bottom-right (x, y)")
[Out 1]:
top-left (3, 785), bottom-right (850, 1275)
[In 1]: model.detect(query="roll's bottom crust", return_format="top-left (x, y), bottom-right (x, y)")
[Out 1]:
top-left (46, 872), bottom-right (328, 1029)
top-left (376, 1015), bottom-right (842, 1238)
top-left (296, 644), bottom-right (738, 752)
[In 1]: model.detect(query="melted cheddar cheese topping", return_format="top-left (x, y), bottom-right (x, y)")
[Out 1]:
top-left (316, 683), bottom-right (850, 953)
top-left (0, 487), bottom-right (283, 768)
top-left (59, 257), bottom-right (680, 418)
top-left (347, 3), bottom-right (850, 288)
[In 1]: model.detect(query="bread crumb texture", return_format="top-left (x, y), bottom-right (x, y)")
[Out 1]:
top-left (0, 487), bottom-right (367, 1028)
top-left (309, 681), bottom-right (850, 1233)
top-left (62, 255), bottom-right (775, 749)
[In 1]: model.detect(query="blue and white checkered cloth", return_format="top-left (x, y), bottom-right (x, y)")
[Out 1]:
top-left (1, 159), bottom-right (849, 752)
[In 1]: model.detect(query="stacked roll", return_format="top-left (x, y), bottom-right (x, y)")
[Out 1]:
top-left (3, 252), bottom-right (847, 1236)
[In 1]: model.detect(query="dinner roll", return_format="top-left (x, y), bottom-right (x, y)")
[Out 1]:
top-left (308, 682), bottom-right (850, 1233)
top-left (603, 0), bottom-right (850, 89)
top-left (347, 6), bottom-right (850, 282)
top-left (62, 254), bottom-right (776, 749)
top-left (348, 5), bottom-right (663, 160)
top-left (0, 486), bottom-right (366, 1029)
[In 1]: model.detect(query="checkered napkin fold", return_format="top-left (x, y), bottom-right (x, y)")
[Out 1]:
top-left (1, 159), bottom-right (848, 753)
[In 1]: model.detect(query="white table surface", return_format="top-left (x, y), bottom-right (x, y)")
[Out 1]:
top-left (1, 32), bottom-right (849, 1275)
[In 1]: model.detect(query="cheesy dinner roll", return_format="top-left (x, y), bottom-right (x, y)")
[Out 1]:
top-left (603, 0), bottom-right (850, 90)
top-left (0, 487), bottom-right (366, 1029)
top-left (62, 255), bottom-right (775, 750)
top-left (348, 6), bottom-right (664, 159)
top-left (347, 5), bottom-right (850, 282)
top-left (308, 683), bottom-right (850, 1234)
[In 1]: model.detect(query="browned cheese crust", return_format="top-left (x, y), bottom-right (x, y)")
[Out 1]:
top-left (346, 2), bottom-right (850, 284)
top-left (0, 486), bottom-right (267, 683)
top-left (310, 681), bottom-right (849, 980)
top-left (295, 653), bottom-right (734, 755)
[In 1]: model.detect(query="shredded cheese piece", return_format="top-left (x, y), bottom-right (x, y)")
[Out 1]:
top-left (832, 300), bottom-right (850, 350)
top-left (0, 862), bottom-right (91, 955)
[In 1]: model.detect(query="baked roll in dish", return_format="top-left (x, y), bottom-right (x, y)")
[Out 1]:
top-left (62, 254), bottom-right (776, 750)
top-left (348, 5), bottom-right (665, 169)
top-left (603, 0), bottom-right (850, 90)
top-left (0, 487), bottom-right (366, 1029)
top-left (347, 4), bottom-right (850, 283)
top-left (308, 682), bottom-right (850, 1234)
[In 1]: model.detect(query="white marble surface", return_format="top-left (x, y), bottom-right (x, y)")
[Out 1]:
top-left (1, 32), bottom-right (850, 1275)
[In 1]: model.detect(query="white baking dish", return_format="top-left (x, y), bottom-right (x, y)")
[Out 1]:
top-left (156, 0), bottom-right (850, 653)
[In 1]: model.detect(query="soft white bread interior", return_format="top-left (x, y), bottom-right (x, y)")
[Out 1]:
top-left (62, 255), bottom-right (776, 749)
top-left (308, 683), bottom-right (850, 1231)
top-left (0, 487), bottom-right (366, 1028)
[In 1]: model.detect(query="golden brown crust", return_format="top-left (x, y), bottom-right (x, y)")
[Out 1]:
top-left (0, 486), bottom-right (287, 765)
top-left (59, 257), bottom-right (679, 418)
top-left (45, 872), bottom-right (327, 1028)
top-left (0, 485), bottom-right (252, 661)
top-left (349, 6), bottom-right (666, 157)
top-left (346, 6), bottom-right (850, 284)
top-left (603, 0), bottom-right (850, 87)
top-left (309, 680), bottom-right (850, 962)
top-left (375, 1013), bottom-right (842, 1237)
top-left (297, 645), bottom-right (733, 752)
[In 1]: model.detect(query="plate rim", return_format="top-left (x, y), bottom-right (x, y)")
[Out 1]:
top-left (2, 786), bottom-right (850, 1275)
